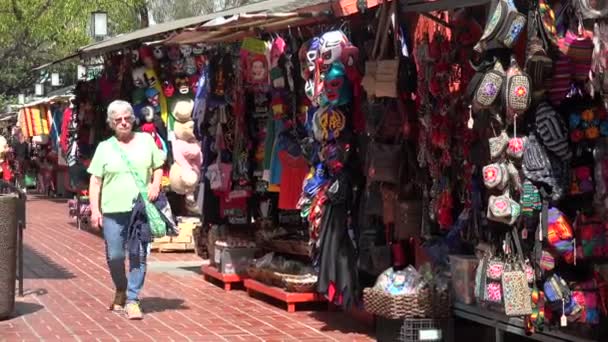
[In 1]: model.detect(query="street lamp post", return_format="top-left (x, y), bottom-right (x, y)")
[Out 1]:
top-left (90, 11), bottom-right (108, 41)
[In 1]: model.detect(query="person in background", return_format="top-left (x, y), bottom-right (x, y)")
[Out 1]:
top-left (87, 100), bottom-right (165, 320)
top-left (11, 130), bottom-right (30, 192)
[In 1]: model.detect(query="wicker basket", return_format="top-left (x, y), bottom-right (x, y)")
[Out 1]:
top-left (247, 266), bottom-right (283, 286)
top-left (281, 274), bottom-right (318, 293)
top-left (363, 287), bottom-right (450, 319)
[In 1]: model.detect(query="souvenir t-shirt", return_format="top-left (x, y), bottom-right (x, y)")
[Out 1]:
top-left (87, 133), bottom-right (166, 213)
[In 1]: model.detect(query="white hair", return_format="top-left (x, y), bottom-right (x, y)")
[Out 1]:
top-left (106, 100), bottom-right (134, 128)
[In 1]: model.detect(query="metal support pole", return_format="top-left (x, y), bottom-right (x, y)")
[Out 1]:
top-left (17, 221), bottom-right (23, 297)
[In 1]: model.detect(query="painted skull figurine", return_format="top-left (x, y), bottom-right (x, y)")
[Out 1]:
top-left (145, 88), bottom-right (161, 109)
top-left (153, 46), bottom-right (165, 60)
top-left (180, 44), bottom-right (193, 58)
top-left (193, 43), bottom-right (205, 55)
top-left (132, 67), bottom-right (147, 88)
top-left (131, 49), bottom-right (140, 64)
top-left (321, 62), bottom-right (351, 106)
top-left (168, 45), bottom-right (181, 61)
top-left (162, 80), bottom-right (175, 98)
top-left (175, 76), bottom-right (190, 95)
top-left (319, 30), bottom-right (348, 69)
top-left (172, 58), bottom-right (185, 75)
top-left (184, 57), bottom-right (197, 76)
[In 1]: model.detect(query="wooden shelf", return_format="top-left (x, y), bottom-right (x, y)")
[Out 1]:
top-left (202, 265), bottom-right (248, 291)
top-left (244, 278), bottom-right (326, 313)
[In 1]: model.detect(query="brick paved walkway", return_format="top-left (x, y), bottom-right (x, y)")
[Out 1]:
top-left (0, 197), bottom-right (373, 342)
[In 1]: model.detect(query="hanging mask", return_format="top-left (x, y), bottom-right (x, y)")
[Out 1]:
top-left (132, 67), bottom-right (147, 88)
top-left (145, 88), bottom-right (160, 108)
top-left (139, 46), bottom-right (155, 68)
top-left (144, 68), bottom-right (159, 88)
top-left (248, 55), bottom-right (268, 84)
top-left (141, 106), bottom-right (155, 122)
top-left (270, 37), bottom-right (287, 66)
top-left (340, 45), bottom-right (359, 68)
top-left (195, 55), bottom-right (206, 72)
top-left (153, 46), bottom-right (165, 60)
top-left (306, 37), bottom-right (321, 73)
top-left (189, 75), bottom-right (200, 94)
top-left (168, 45), bottom-right (181, 61)
top-left (305, 79), bottom-right (317, 103)
top-left (299, 39), bottom-right (313, 79)
top-left (193, 43), bottom-right (205, 55)
top-left (312, 107), bottom-right (346, 142)
top-left (184, 57), bottom-right (197, 76)
top-left (162, 80), bottom-right (175, 98)
top-left (172, 58), bottom-right (185, 75)
top-left (175, 77), bottom-right (190, 95)
top-left (180, 44), bottom-right (193, 58)
top-left (321, 62), bottom-right (351, 106)
top-left (319, 30), bottom-right (348, 69)
top-left (131, 49), bottom-right (140, 64)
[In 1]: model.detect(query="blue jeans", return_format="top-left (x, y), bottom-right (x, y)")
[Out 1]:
top-left (103, 212), bottom-right (147, 303)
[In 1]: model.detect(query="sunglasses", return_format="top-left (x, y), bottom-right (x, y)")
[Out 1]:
top-left (113, 116), bottom-right (134, 125)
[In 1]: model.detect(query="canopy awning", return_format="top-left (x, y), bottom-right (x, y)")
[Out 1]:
top-left (78, 0), bottom-right (331, 58)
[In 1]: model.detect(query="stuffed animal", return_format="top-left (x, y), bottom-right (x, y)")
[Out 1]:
top-left (169, 120), bottom-right (202, 195)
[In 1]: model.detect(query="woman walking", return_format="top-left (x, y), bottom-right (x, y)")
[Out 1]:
top-left (88, 100), bottom-right (166, 320)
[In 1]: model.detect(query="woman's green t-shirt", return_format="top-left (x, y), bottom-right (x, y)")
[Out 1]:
top-left (87, 133), bottom-right (166, 214)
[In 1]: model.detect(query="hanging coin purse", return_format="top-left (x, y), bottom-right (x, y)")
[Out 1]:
top-left (489, 131), bottom-right (510, 159)
top-left (505, 57), bottom-right (532, 122)
top-left (474, 0), bottom-right (526, 52)
top-left (486, 282), bottom-right (503, 303)
top-left (487, 191), bottom-right (521, 225)
top-left (474, 61), bottom-right (505, 109)
top-left (502, 259), bottom-right (533, 316)
top-left (507, 137), bottom-right (526, 159)
top-left (483, 163), bottom-right (509, 190)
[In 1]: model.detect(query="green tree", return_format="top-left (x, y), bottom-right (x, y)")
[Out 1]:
top-left (0, 0), bottom-right (148, 97)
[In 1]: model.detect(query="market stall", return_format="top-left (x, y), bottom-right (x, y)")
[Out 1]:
top-left (58, 0), bottom-right (608, 340)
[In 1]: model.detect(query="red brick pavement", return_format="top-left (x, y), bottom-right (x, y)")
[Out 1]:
top-left (0, 197), bottom-right (374, 342)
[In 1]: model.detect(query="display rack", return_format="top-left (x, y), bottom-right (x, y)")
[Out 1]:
top-left (453, 303), bottom-right (598, 342)
top-left (244, 278), bottom-right (326, 313)
top-left (202, 265), bottom-right (248, 291)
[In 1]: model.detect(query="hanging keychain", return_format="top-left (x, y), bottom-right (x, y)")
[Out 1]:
top-left (561, 298), bottom-right (568, 327)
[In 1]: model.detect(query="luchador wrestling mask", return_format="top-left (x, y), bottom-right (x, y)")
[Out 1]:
top-left (144, 68), bottom-right (159, 88)
top-left (139, 46), bottom-right (155, 68)
top-left (175, 77), bottom-right (190, 95)
top-left (319, 30), bottom-right (348, 70)
top-left (340, 45), bottom-right (359, 68)
top-left (172, 58), bottom-right (185, 75)
top-left (168, 45), bottom-right (181, 61)
top-left (162, 80), bottom-right (175, 97)
top-left (132, 67), bottom-right (147, 88)
top-left (180, 44), bottom-right (193, 58)
top-left (145, 88), bottom-right (160, 108)
top-left (153, 46), bottom-right (165, 60)
top-left (193, 43), bottom-right (205, 55)
top-left (321, 62), bottom-right (351, 106)
top-left (299, 39), bottom-right (312, 79)
top-left (305, 79), bottom-right (317, 103)
top-left (306, 37), bottom-right (321, 74)
top-left (184, 57), bottom-right (197, 76)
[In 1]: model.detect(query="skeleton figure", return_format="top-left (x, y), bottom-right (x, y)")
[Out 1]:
top-left (180, 44), bottom-right (193, 58)
top-left (153, 46), bottom-right (165, 60)
top-left (132, 67), bottom-right (147, 88)
top-left (193, 43), bottom-right (205, 55)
